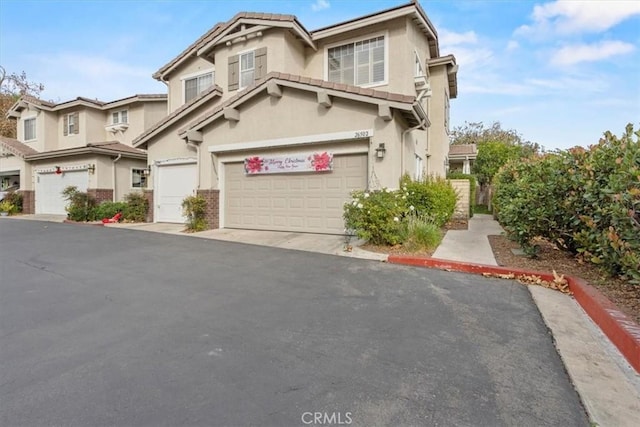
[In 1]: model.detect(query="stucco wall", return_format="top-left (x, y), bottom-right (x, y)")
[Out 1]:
top-left (167, 56), bottom-right (216, 113)
top-left (426, 66), bottom-right (449, 177)
top-left (114, 157), bottom-right (148, 201)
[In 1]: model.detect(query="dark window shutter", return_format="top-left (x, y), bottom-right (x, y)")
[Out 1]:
top-left (74, 112), bottom-right (80, 134)
top-left (228, 54), bottom-right (239, 91)
top-left (255, 47), bottom-right (267, 81)
top-left (63, 114), bottom-right (68, 136)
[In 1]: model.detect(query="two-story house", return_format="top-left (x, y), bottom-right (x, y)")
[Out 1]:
top-left (1, 94), bottom-right (166, 215)
top-left (133, 1), bottom-right (457, 233)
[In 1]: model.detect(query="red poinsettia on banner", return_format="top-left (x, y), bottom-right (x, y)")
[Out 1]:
top-left (312, 152), bottom-right (333, 171)
top-left (244, 156), bottom-right (263, 174)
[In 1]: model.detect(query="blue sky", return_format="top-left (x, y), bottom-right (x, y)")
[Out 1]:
top-left (1, 0), bottom-right (639, 150)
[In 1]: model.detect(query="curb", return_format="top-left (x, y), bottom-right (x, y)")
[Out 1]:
top-left (63, 219), bottom-right (105, 227)
top-left (388, 255), bottom-right (640, 374)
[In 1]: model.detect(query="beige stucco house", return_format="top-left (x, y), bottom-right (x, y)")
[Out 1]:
top-left (134, 1), bottom-right (458, 233)
top-left (1, 94), bottom-right (166, 214)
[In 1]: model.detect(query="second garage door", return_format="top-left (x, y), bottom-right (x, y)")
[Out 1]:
top-left (35, 170), bottom-right (89, 215)
top-left (224, 153), bottom-right (367, 234)
top-left (156, 162), bottom-right (197, 223)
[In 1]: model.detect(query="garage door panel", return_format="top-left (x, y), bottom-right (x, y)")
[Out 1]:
top-left (36, 171), bottom-right (89, 215)
top-left (224, 154), bottom-right (367, 234)
top-left (156, 163), bottom-right (196, 223)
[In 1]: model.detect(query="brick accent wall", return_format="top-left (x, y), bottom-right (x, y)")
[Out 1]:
top-left (87, 188), bottom-right (113, 205)
top-left (20, 190), bottom-right (35, 214)
top-left (449, 179), bottom-right (470, 219)
top-left (197, 189), bottom-right (220, 230)
top-left (143, 190), bottom-right (154, 223)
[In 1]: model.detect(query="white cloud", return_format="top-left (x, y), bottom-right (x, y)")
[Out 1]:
top-left (506, 40), bottom-right (519, 51)
top-left (439, 29), bottom-right (478, 46)
top-left (550, 40), bottom-right (635, 66)
top-left (311, 0), bottom-right (330, 12)
top-left (516, 0), bottom-right (640, 36)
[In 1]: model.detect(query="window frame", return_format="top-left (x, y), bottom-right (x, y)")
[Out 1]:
top-left (111, 109), bottom-right (128, 125)
top-left (24, 117), bottom-right (36, 141)
top-left (324, 31), bottom-right (388, 88)
top-left (415, 154), bottom-right (424, 181)
top-left (181, 68), bottom-right (215, 104)
top-left (238, 49), bottom-right (256, 90)
top-left (66, 113), bottom-right (77, 135)
top-left (131, 168), bottom-right (147, 189)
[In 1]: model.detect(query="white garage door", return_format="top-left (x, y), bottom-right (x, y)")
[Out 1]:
top-left (35, 170), bottom-right (89, 215)
top-left (156, 162), bottom-right (197, 223)
top-left (225, 154), bottom-right (367, 234)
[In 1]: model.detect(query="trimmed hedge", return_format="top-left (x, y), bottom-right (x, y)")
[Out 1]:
top-left (493, 124), bottom-right (640, 283)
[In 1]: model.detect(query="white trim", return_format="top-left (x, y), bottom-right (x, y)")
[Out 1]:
top-left (238, 50), bottom-right (256, 90)
top-left (110, 108), bottom-right (129, 125)
top-left (323, 31), bottom-right (389, 88)
top-left (23, 117), bottom-right (37, 142)
top-left (208, 129), bottom-right (374, 154)
top-left (181, 68), bottom-right (215, 104)
top-left (154, 157), bottom-right (197, 167)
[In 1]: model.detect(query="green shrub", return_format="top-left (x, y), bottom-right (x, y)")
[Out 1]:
top-left (94, 202), bottom-right (127, 220)
top-left (403, 214), bottom-right (442, 252)
top-left (400, 175), bottom-right (457, 227)
top-left (343, 188), bottom-right (407, 245)
top-left (0, 199), bottom-right (14, 214)
top-left (123, 192), bottom-right (148, 222)
top-left (492, 124), bottom-right (639, 282)
top-left (2, 191), bottom-right (23, 213)
top-left (447, 172), bottom-right (477, 217)
top-left (182, 195), bottom-right (208, 231)
top-left (62, 186), bottom-right (97, 222)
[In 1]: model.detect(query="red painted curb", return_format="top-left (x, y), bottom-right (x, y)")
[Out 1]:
top-left (388, 255), bottom-right (640, 373)
top-left (63, 219), bottom-right (105, 227)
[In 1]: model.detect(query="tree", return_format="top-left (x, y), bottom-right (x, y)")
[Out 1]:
top-left (472, 141), bottom-right (527, 186)
top-left (451, 121), bottom-right (540, 154)
top-left (0, 66), bottom-right (45, 138)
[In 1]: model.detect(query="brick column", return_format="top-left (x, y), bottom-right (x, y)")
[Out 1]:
top-left (20, 190), bottom-right (35, 214)
top-left (143, 190), bottom-right (154, 223)
top-left (196, 189), bottom-right (220, 230)
top-left (87, 188), bottom-right (113, 205)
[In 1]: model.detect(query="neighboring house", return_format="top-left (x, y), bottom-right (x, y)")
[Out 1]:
top-left (448, 143), bottom-right (477, 174)
top-left (132, 0), bottom-right (457, 233)
top-left (2, 94), bottom-right (166, 214)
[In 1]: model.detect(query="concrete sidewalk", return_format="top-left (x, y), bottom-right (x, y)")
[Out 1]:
top-left (431, 213), bottom-right (640, 427)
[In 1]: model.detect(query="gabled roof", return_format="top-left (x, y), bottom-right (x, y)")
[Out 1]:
top-left (180, 71), bottom-right (427, 137)
top-left (448, 144), bottom-right (477, 157)
top-left (132, 85), bottom-right (223, 148)
top-left (25, 141), bottom-right (147, 161)
top-left (311, 1), bottom-right (439, 58)
top-left (7, 93), bottom-right (168, 118)
top-left (0, 136), bottom-right (39, 158)
top-left (153, 12), bottom-right (314, 81)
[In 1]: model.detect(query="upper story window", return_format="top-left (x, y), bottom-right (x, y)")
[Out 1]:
top-left (184, 71), bottom-right (213, 103)
top-left (328, 35), bottom-right (385, 87)
top-left (228, 48), bottom-right (267, 91)
top-left (63, 112), bottom-right (79, 136)
top-left (111, 110), bottom-right (128, 125)
top-left (240, 51), bottom-right (255, 89)
top-left (24, 118), bottom-right (36, 141)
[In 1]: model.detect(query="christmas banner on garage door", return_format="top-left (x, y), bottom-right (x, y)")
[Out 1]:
top-left (244, 152), bottom-right (333, 175)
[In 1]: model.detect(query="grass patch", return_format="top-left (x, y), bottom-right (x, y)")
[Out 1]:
top-left (473, 204), bottom-right (491, 214)
top-left (403, 215), bottom-right (443, 252)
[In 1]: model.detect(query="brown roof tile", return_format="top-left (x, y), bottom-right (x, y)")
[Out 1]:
top-left (87, 141), bottom-right (147, 155)
top-left (0, 136), bottom-right (39, 157)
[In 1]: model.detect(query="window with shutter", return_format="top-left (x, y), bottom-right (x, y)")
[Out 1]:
top-left (328, 35), bottom-right (386, 87)
top-left (64, 112), bottom-right (79, 135)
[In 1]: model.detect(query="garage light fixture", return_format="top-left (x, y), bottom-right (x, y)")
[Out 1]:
top-left (375, 143), bottom-right (386, 159)
top-left (142, 165), bottom-right (152, 176)
top-left (87, 164), bottom-right (96, 174)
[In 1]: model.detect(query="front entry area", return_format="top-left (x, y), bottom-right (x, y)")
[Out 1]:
top-left (155, 162), bottom-right (197, 223)
top-left (224, 154), bottom-right (367, 234)
top-left (35, 170), bottom-right (88, 215)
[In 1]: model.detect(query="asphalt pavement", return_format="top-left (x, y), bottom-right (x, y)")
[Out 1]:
top-left (0, 220), bottom-right (589, 426)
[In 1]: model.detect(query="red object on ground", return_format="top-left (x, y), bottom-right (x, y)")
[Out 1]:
top-left (101, 212), bottom-right (122, 223)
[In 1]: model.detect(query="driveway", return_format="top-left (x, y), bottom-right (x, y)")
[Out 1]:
top-left (0, 220), bottom-right (588, 426)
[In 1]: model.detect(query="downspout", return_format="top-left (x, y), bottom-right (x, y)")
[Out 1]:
top-left (112, 154), bottom-right (122, 202)
top-left (401, 117), bottom-right (427, 178)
